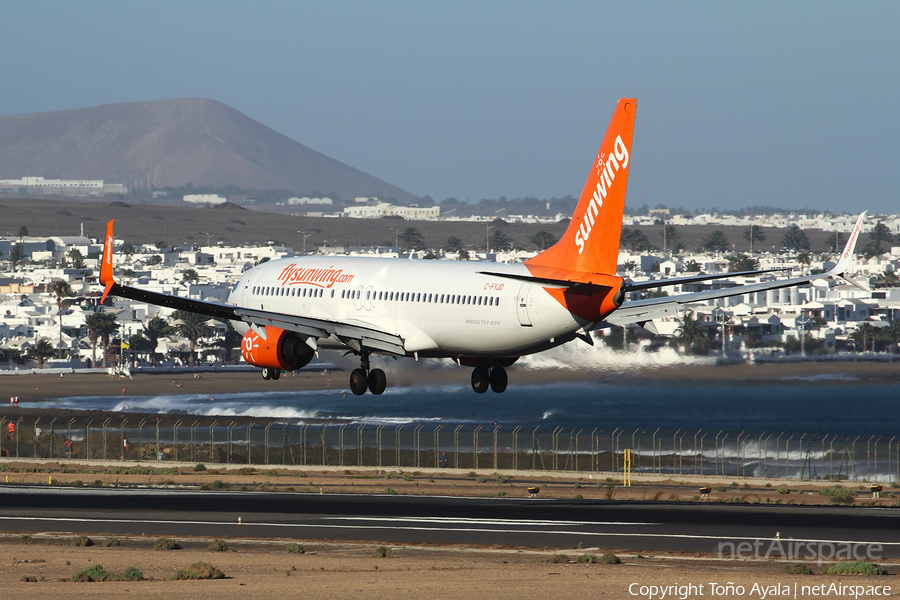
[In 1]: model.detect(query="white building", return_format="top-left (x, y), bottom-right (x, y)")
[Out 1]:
top-left (183, 194), bottom-right (227, 205)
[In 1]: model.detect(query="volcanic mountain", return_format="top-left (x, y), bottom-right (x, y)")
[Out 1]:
top-left (0, 97), bottom-right (416, 202)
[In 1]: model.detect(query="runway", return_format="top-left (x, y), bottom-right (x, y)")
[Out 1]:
top-left (1, 486), bottom-right (899, 556)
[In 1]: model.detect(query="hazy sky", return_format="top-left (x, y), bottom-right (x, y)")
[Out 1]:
top-left (2, 1), bottom-right (898, 213)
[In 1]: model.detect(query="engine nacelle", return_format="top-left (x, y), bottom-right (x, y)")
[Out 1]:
top-left (241, 326), bottom-right (315, 370)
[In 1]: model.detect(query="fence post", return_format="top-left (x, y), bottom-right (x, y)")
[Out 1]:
top-left (394, 424), bottom-right (403, 468)
top-left (512, 426), bottom-right (522, 471)
top-left (784, 433), bottom-right (795, 479)
top-left (413, 425), bottom-right (423, 468)
top-left (155, 418), bottom-right (160, 462)
top-left (102, 418), bottom-right (111, 460)
top-left (191, 420), bottom-right (200, 463)
top-left (670, 429), bottom-right (680, 477)
top-left (264, 423), bottom-right (274, 465)
top-left (49, 416), bottom-right (58, 461)
top-left (136, 419), bottom-right (144, 461)
top-left (247, 423), bottom-right (255, 465)
top-left (84, 419), bottom-right (92, 461)
top-left (531, 426), bottom-right (542, 471)
top-left (473, 425), bottom-right (483, 470)
top-left (33, 417), bottom-right (41, 459)
top-left (227, 422), bottom-right (236, 464)
top-left (434, 425), bottom-right (443, 469)
top-left (454, 425), bottom-right (463, 469)
top-left (300, 424), bottom-right (309, 465)
top-left (376, 424), bottom-right (385, 467)
top-left (357, 424), bottom-right (366, 467)
top-left (678, 431), bottom-right (686, 476)
top-left (173, 420), bottom-right (182, 462)
top-left (339, 423), bottom-right (348, 467)
top-left (889, 436), bottom-right (896, 484)
top-left (774, 433), bottom-right (783, 478)
top-left (120, 419), bottom-right (127, 462)
top-left (492, 424), bottom-right (499, 470)
top-left (282, 424), bottom-right (292, 466)
top-left (574, 429), bottom-right (581, 472)
top-left (609, 428), bottom-right (618, 473)
top-left (210, 421), bottom-right (218, 464)
top-left (699, 432), bottom-right (707, 476)
top-left (321, 424), bottom-right (329, 466)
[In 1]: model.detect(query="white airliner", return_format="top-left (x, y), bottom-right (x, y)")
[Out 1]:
top-left (100, 98), bottom-right (866, 395)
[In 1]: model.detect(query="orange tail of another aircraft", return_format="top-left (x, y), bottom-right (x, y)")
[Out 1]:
top-left (527, 98), bottom-right (636, 276)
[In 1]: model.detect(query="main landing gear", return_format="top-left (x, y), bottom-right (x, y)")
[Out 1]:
top-left (471, 366), bottom-right (507, 394)
top-left (350, 353), bottom-right (386, 396)
top-left (261, 367), bottom-right (281, 380)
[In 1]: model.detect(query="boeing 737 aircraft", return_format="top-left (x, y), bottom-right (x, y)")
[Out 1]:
top-left (99, 98), bottom-right (866, 395)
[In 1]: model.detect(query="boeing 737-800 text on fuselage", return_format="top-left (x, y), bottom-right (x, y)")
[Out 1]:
top-left (100, 99), bottom-right (866, 395)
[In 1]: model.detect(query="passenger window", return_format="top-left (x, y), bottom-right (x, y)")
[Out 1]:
top-left (366, 290), bottom-right (370, 300)
top-left (478, 297), bottom-right (482, 306)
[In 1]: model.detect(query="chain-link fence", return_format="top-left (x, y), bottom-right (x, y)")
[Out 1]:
top-left (0, 417), bottom-right (894, 482)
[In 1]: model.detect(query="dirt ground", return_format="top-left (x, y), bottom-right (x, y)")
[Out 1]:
top-left (1, 534), bottom-right (896, 600)
top-left (0, 460), bottom-right (892, 508)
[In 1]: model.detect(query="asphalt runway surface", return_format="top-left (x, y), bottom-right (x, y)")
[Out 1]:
top-left (1, 486), bottom-right (899, 557)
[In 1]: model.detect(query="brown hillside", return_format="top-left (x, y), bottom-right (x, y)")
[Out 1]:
top-left (0, 98), bottom-right (416, 202)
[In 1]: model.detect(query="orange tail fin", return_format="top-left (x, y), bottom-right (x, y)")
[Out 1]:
top-left (527, 98), bottom-right (636, 275)
top-left (100, 219), bottom-right (116, 303)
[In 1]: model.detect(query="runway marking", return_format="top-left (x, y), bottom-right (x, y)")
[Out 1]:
top-left (1, 516), bottom-right (899, 547)
top-left (331, 516), bottom-right (658, 527)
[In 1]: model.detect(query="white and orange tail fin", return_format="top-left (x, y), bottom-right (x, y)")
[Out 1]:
top-left (527, 98), bottom-right (636, 276)
top-left (100, 219), bottom-right (116, 304)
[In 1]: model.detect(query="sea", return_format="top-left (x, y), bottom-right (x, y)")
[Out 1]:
top-left (25, 343), bottom-right (900, 438)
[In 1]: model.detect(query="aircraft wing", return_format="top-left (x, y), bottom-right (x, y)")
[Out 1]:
top-left (604, 211), bottom-right (867, 329)
top-left (622, 267), bottom-right (791, 292)
top-left (99, 221), bottom-right (406, 356)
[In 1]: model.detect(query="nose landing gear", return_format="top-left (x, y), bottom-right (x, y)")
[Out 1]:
top-left (349, 352), bottom-right (387, 396)
top-left (471, 365), bottom-right (507, 394)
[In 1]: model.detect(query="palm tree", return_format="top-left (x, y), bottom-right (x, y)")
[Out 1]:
top-left (701, 230), bottom-right (729, 252)
top-left (172, 310), bottom-right (213, 367)
top-left (675, 312), bottom-right (710, 355)
top-left (727, 253), bottom-right (759, 272)
top-left (782, 226), bottom-right (810, 250)
top-left (51, 279), bottom-right (72, 358)
top-left (742, 225), bottom-right (766, 253)
top-left (182, 268), bottom-right (199, 284)
top-left (849, 322), bottom-right (876, 353)
top-left (398, 228), bottom-right (425, 251)
top-left (142, 316), bottom-right (174, 366)
top-left (29, 338), bottom-right (56, 369)
top-left (85, 312), bottom-right (119, 368)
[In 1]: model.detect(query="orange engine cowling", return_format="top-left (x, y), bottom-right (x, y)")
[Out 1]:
top-left (241, 326), bottom-right (315, 370)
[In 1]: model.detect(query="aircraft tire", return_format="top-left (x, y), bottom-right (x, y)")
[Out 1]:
top-left (489, 367), bottom-right (508, 393)
top-left (368, 368), bottom-right (387, 395)
top-left (261, 368), bottom-right (272, 380)
top-left (471, 367), bottom-right (489, 394)
top-left (350, 368), bottom-right (368, 396)
top-left (271, 369), bottom-right (281, 381)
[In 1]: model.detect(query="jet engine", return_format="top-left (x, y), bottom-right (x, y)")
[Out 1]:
top-left (241, 326), bottom-right (315, 370)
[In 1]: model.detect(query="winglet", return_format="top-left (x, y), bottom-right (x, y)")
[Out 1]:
top-left (831, 211), bottom-right (867, 276)
top-left (100, 219), bottom-right (116, 304)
